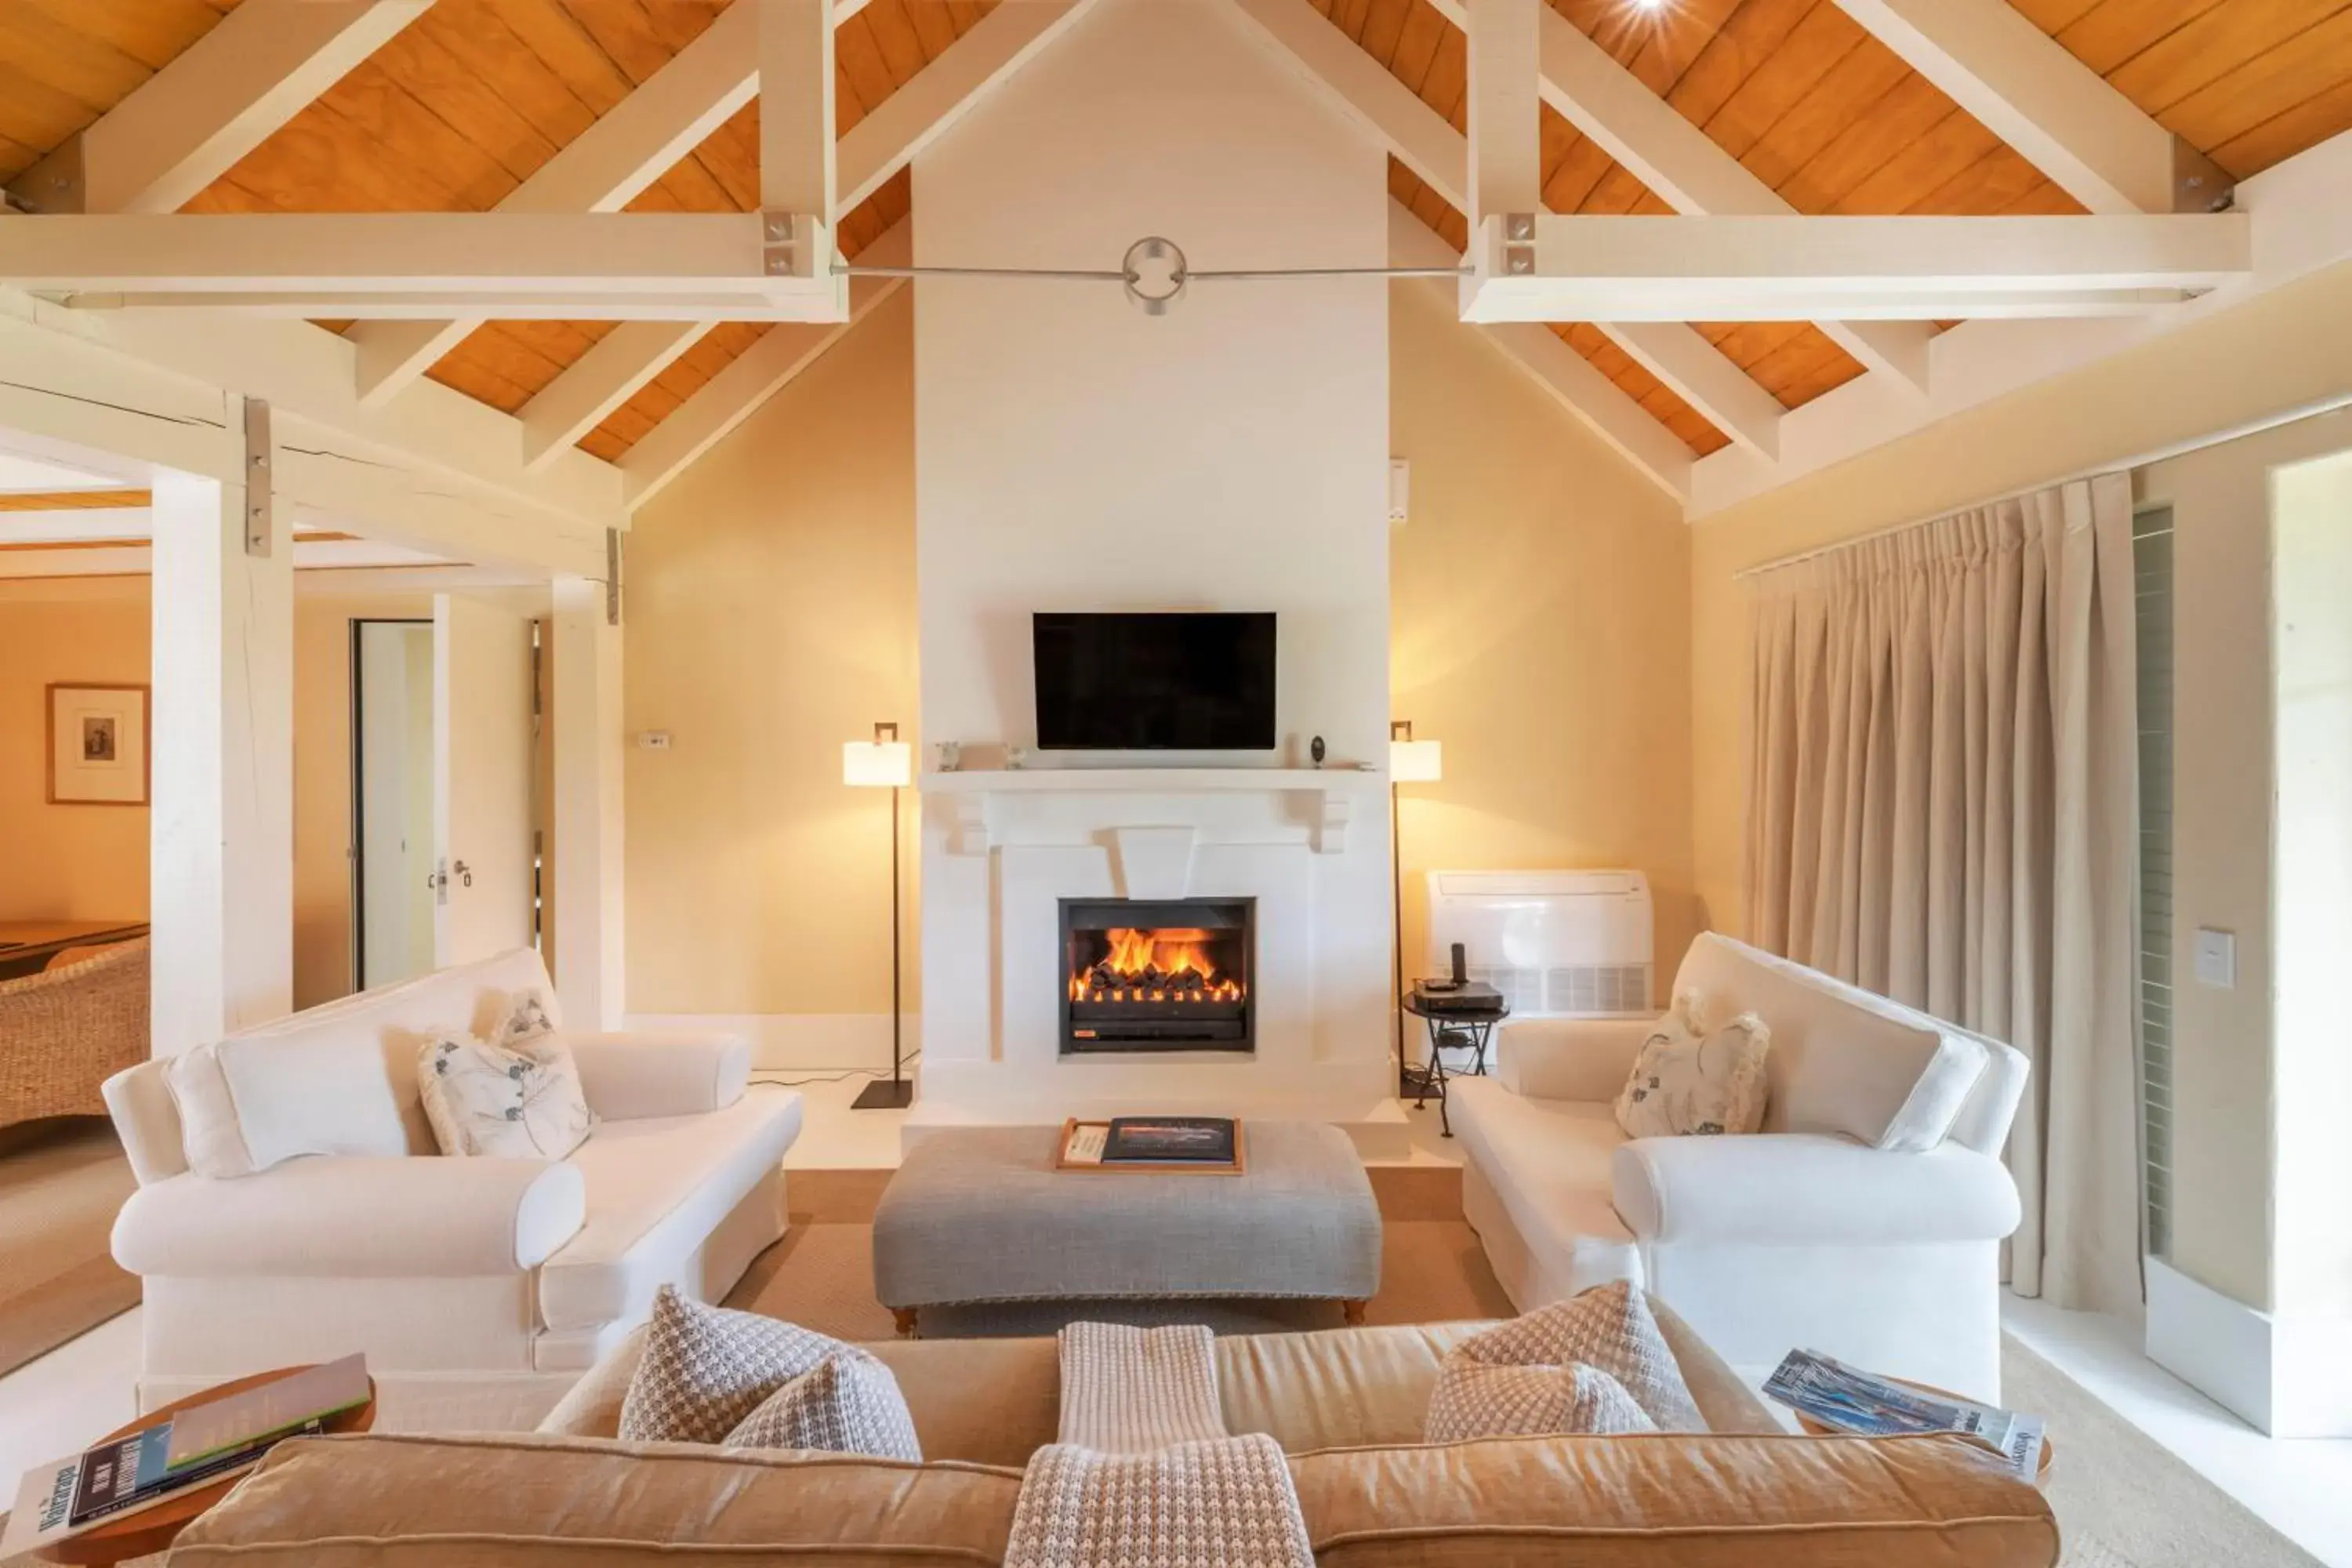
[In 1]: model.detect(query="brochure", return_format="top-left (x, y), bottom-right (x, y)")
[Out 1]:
top-left (1764, 1348), bottom-right (2045, 1480)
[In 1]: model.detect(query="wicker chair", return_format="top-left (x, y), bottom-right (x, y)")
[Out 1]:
top-left (0, 938), bottom-right (150, 1127)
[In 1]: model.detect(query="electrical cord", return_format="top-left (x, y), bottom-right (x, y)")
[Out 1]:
top-left (751, 1049), bottom-right (921, 1089)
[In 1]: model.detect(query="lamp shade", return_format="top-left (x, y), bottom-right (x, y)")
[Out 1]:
top-left (843, 739), bottom-right (912, 788)
top-left (1390, 737), bottom-right (1443, 783)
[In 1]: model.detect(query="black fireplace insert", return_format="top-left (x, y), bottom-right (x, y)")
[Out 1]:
top-left (1060, 896), bottom-right (1254, 1054)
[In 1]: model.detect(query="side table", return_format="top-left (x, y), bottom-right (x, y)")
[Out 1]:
top-left (1399, 990), bottom-right (1509, 1138)
top-left (38, 1365), bottom-right (376, 1566)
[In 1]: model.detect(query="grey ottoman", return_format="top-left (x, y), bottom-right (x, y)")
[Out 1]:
top-left (873, 1121), bottom-right (1381, 1334)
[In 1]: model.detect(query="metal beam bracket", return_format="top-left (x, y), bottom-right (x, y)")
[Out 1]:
top-left (604, 527), bottom-right (622, 626)
top-left (241, 397), bottom-right (272, 557)
top-left (762, 210), bottom-right (804, 279)
top-left (1503, 212), bottom-right (1536, 277)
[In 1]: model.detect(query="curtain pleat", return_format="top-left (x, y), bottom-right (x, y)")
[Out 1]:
top-left (1744, 474), bottom-right (2143, 1316)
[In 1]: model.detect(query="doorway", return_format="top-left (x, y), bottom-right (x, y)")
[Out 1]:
top-left (350, 618), bottom-right (435, 990)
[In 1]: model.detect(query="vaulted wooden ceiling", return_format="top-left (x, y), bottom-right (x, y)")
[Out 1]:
top-left (2, 0), bottom-right (2349, 468)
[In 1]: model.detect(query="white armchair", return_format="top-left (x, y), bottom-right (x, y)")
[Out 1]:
top-left (103, 949), bottom-right (803, 1432)
top-left (1448, 933), bottom-right (2028, 1403)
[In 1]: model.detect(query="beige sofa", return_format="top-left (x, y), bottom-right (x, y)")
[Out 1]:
top-left (172, 1313), bottom-right (2060, 1566)
top-left (101, 949), bottom-right (804, 1432)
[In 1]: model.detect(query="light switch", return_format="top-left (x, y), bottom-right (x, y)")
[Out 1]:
top-left (2194, 928), bottom-right (2236, 989)
top-left (634, 731), bottom-right (672, 751)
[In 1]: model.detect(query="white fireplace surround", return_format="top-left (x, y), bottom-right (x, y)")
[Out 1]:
top-left (911, 768), bottom-right (1406, 1156)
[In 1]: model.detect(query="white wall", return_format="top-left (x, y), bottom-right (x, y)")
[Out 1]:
top-left (913, 0), bottom-right (1390, 770)
top-left (911, 0), bottom-right (1394, 1120)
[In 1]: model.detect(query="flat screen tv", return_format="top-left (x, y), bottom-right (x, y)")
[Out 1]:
top-left (1033, 612), bottom-right (1276, 751)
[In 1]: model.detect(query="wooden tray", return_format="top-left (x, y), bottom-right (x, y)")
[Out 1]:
top-left (1054, 1118), bottom-right (1247, 1174)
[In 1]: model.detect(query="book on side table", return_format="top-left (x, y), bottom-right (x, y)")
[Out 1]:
top-left (2, 1355), bottom-right (372, 1559)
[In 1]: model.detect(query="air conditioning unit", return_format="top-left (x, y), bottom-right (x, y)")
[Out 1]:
top-left (1426, 870), bottom-right (1654, 1019)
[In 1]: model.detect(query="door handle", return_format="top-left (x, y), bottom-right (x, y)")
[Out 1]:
top-left (453, 860), bottom-right (474, 888)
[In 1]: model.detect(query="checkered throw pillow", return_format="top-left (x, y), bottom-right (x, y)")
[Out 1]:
top-left (1425, 1360), bottom-right (1659, 1442)
top-left (1445, 1281), bottom-right (1706, 1433)
top-left (724, 1350), bottom-right (924, 1461)
top-left (619, 1286), bottom-right (858, 1444)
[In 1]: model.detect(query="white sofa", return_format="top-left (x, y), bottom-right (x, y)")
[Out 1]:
top-left (102, 949), bottom-right (803, 1432)
top-left (1449, 933), bottom-right (2028, 1403)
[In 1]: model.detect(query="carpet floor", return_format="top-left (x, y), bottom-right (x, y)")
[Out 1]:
top-left (0, 1118), bottom-right (138, 1380)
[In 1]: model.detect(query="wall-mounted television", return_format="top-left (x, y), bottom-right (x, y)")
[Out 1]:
top-left (1033, 612), bottom-right (1276, 751)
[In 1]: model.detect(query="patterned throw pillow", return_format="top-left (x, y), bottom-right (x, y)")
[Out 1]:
top-left (1425, 1360), bottom-right (1659, 1443)
top-left (416, 1011), bottom-right (595, 1162)
top-left (620, 1286), bottom-right (860, 1444)
top-left (1614, 989), bottom-right (1771, 1139)
top-left (1446, 1281), bottom-right (1706, 1432)
top-left (499, 990), bottom-right (557, 1048)
top-left (723, 1351), bottom-right (924, 1461)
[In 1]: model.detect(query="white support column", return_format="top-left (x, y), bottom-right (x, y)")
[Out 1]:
top-left (148, 419), bottom-right (293, 1055)
top-left (761, 0), bottom-right (837, 227)
top-left (551, 573), bottom-right (626, 1030)
top-left (1465, 0), bottom-right (1539, 235)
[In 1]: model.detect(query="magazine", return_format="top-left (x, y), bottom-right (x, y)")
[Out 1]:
top-left (1, 1421), bottom-right (321, 1556)
top-left (1764, 1349), bottom-right (2045, 1480)
top-left (1103, 1116), bottom-right (1237, 1164)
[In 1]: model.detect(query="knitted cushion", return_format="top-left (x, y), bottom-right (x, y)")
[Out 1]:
top-left (1449, 1282), bottom-right (1705, 1432)
top-left (619, 1287), bottom-right (853, 1444)
top-left (1424, 1360), bottom-right (1659, 1443)
top-left (724, 1352), bottom-right (924, 1461)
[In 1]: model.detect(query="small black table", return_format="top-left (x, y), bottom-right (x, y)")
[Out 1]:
top-left (1400, 989), bottom-right (1509, 1138)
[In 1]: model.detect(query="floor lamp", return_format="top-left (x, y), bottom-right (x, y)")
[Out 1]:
top-left (1389, 720), bottom-right (1443, 1069)
top-left (844, 722), bottom-right (914, 1110)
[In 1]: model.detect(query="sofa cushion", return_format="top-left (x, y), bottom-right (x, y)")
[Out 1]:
top-left (1425, 1361), bottom-right (1657, 1442)
top-left (167, 1431), bottom-right (1021, 1566)
top-left (165, 948), bottom-right (561, 1175)
top-left (1290, 1432), bottom-right (2057, 1567)
top-left (621, 1285), bottom-right (854, 1443)
top-left (416, 1029), bottom-right (595, 1161)
top-left (539, 1088), bottom-right (804, 1334)
top-left (1677, 933), bottom-right (1988, 1152)
top-left (1446, 1080), bottom-right (1637, 1292)
top-left (726, 1351), bottom-right (924, 1461)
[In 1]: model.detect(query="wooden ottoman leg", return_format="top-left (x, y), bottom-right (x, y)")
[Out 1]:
top-left (893, 1307), bottom-right (920, 1338)
top-left (1341, 1299), bottom-right (1368, 1327)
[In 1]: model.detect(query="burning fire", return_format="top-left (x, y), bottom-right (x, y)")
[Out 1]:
top-left (1070, 927), bottom-right (1244, 1004)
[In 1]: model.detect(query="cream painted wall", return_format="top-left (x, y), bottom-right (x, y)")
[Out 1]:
top-left (622, 285), bottom-right (919, 1024)
top-left (1388, 278), bottom-right (1696, 987)
top-left (0, 580), bottom-right (151, 921)
top-left (1688, 260), bottom-right (2352, 1315)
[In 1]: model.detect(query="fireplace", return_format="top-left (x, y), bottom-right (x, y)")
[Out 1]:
top-left (1060, 897), bottom-right (1254, 1054)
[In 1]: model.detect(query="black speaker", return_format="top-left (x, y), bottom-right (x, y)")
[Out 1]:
top-left (1450, 942), bottom-right (1467, 986)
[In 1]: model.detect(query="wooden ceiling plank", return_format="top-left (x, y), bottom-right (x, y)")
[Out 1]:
top-left (619, 220), bottom-right (911, 507)
top-left (1905, 144), bottom-right (2053, 216)
top-left (1363, 0), bottom-right (1417, 68)
top-left (1827, 0), bottom-right (2183, 213)
top-left (2109, 0), bottom-right (2352, 118)
top-left (1621, 0), bottom-right (1746, 96)
top-left (364, 25), bottom-right (565, 187)
top-left (1600, 319), bottom-right (1785, 457)
top-left (1423, 24), bottom-right (1468, 125)
top-left (481, 0), bottom-right (638, 114)
top-left (0, 9), bottom-right (154, 116)
top-left (0, 60), bottom-right (113, 165)
top-left (862, 0), bottom-right (934, 86)
top-left (1773, 71), bottom-right (1962, 212)
top-left (353, 2), bottom-right (758, 405)
top-left (906, 0), bottom-right (964, 63)
top-left (445, 5), bottom-right (606, 150)
top-left (1832, 107), bottom-right (2001, 212)
top-left (1737, 31), bottom-right (1911, 191)
top-left (557, 0), bottom-right (695, 87)
top-left (2209, 72), bottom-right (2352, 179)
top-left (6, 0), bottom-right (436, 216)
top-left (17, 0), bottom-right (230, 74)
top-left (1333, 0), bottom-right (1377, 45)
top-left (838, 0), bottom-right (1104, 212)
top-left (1699, 2), bottom-right (1870, 163)
top-left (2045, 0), bottom-right (2227, 80)
top-left (1659, 0), bottom-right (1818, 136)
top-left (838, 13), bottom-right (902, 114)
top-left (2159, 8), bottom-right (2352, 155)
top-left (1391, 2), bottom-right (1451, 94)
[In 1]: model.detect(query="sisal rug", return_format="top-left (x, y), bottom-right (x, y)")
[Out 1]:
top-left (0, 1119), bottom-right (138, 1379)
top-left (2005, 1338), bottom-right (2322, 1568)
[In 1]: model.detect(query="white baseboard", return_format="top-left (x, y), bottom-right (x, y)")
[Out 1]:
top-left (622, 1012), bottom-right (917, 1074)
top-left (2146, 1258), bottom-right (2352, 1436)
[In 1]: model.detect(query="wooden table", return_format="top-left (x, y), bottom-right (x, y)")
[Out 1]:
top-left (38, 1366), bottom-right (375, 1566)
top-left (0, 921), bottom-right (147, 982)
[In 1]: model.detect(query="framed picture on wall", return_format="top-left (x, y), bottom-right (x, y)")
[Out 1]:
top-left (47, 684), bottom-right (150, 806)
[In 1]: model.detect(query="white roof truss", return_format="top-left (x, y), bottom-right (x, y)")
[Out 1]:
top-left (1828, 0), bottom-right (2204, 217)
top-left (4, 0), bottom-right (436, 218)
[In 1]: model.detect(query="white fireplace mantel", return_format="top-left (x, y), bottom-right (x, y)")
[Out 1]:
top-left (918, 768), bottom-right (1377, 856)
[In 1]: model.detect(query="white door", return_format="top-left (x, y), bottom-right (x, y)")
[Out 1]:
top-left (354, 619), bottom-right (437, 989)
top-left (434, 593), bottom-right (535, 967)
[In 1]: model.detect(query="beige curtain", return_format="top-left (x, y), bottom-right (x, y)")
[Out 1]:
top-left (1744, 474), bottom-right (2144, 1317)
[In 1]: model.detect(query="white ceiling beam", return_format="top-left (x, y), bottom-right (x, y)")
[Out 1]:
top-left (520, 321), bottom-right (710, 473)
top-left (1466, 0), bottom-right (1541, 236)
top-left (0, 289), bottom-right (615, 575)
top-left (1390, 202), bottom-right (1689, 499)
top-left (839, 0), bottom-right (1103, 212)
top-left (5, 1), bottom-right (435, 216)
top-left (621, 220), bottom-right (911, 510)
top-left (1462, 212), bottom-right (2250, 322)
top-left (1425, 0), bottom-right (1933, 390)
top-left (761, 0), bottom-right (837, 299)
top-left (1690, 126), bottom-right (2352, 517)
top-left (1828, 0), bottom-right (2183, 216)
top-left (350, 2), bottom-right (762, 406)
top-left (0, 213), bottom-right (845, 319)
top-left (1233, 0), bottom-right (1775, 460)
